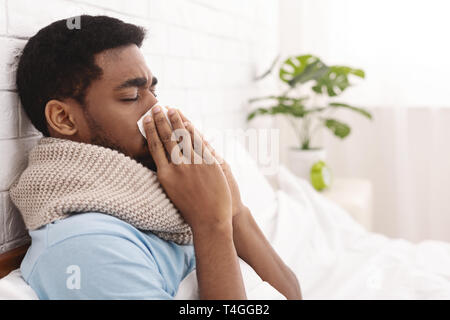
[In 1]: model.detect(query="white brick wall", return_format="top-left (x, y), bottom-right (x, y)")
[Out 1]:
top-left (0, 0), bottom-right (279, 252)
top-left (0, 0), bottom-right (6, 36)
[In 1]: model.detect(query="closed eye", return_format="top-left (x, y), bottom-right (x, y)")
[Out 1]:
top-left (121, 87), bottom-right (157, 102)
top-left (121, 96), bottom-right (139, 102)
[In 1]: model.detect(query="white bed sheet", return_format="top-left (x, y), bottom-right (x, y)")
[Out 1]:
top-left (0, 260), bottom-right (285, 300)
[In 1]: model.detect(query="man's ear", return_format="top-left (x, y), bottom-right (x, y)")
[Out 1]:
top-left (44, 99), bottom-right (78, 136)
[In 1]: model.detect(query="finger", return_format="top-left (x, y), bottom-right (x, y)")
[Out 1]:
top-left (167, 108), bottom-right (196, 163)
top-left (176, 109), bottom-right (218, 164)
top-left (152, 106), bottom-right (179, 161)
top-left (177, 115), bottom-right (202, 149)
top-left (166, 108), bottom-right (191, 164)
top-left (182, 120), bottom-right (222, 163)
top-left (194, 130), bottom-right (217, 165)
top-left (176, 109), bottom-right (210, 156)
top-left (201, 141), bottom-right (217, 165)
top-left (183, 121), bottom-right (202, 153)
top-left (182, 122), bottom-right (202, 164)
top-left (143, 115), bottom-right (169, 168)
top-left (184, 122), bottom-right (216, 165)
top-left (176, 108), bottom-right (191, 124)
top-left (167, 108), bottom-right (186, 132)
top-left (203, 138), bottom-right (224, 164)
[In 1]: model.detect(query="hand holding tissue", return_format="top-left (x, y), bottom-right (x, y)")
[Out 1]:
top-left (137, 102), bottom-right (173, 139)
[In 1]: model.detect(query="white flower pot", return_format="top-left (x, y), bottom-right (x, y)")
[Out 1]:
top-left (287, 147), bottom-right (327, 181)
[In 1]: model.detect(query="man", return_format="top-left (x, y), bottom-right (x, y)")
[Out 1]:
top-left (12, 15), bottom-right (301, 299)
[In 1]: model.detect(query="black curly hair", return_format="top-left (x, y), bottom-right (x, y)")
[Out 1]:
top-left (15, 15), bottom-right (146, 137)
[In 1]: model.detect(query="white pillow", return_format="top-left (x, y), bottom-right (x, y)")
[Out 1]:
top-left (217, 134), bottom-right (277, 223)
top-left (0, 269), bottom-right (38, 300)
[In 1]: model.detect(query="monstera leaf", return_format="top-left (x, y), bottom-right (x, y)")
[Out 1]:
top-left (247, 53), bottom-right (369, 149)
top-left (247, 105), bottom-right (290, 121)
top-left (247, 95), bottom-right (312, 120)
top-left (247, 96), bottom-right (310, 120)
top-left (324, 119), bottom-right (351, 138)
top-left (279, 54), bottom-right (329, 87)
top-left (312, 66), bottom-right (365, 96)
top-left (329, 102), bottom-right (372, 119)
top-left (248, 95), bottom-right (308, 105)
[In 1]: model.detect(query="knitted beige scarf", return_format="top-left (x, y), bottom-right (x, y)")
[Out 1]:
top-left (9, 137), bottom-right (193, 245)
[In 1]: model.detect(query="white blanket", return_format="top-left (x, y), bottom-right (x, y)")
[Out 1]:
top-left (2, 164), bottom-right (450, 299)
top-left (265, 166), bottom-right (450, 299)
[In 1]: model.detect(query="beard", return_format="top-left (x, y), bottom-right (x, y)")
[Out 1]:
top-left (83, 107), bottom-right (157, 172)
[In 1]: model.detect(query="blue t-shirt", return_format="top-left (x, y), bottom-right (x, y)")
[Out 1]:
top-left (20, 212), bottom-right (196, 299)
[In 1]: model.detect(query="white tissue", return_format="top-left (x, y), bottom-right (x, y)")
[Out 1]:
top-left (137, 103), bottom-right (173, 139)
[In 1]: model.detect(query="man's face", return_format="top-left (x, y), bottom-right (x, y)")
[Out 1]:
top-left (77, 44), bottom-right (158, 170)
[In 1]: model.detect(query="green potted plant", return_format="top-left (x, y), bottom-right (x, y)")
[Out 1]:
top-left (247, 54), bottom-right (372, 181)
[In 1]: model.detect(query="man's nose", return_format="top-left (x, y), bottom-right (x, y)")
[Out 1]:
top-left (146, 95), bottom-right (158, 111)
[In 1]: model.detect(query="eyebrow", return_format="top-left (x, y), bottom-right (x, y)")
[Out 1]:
top-left (114, 76), bottom-right (158, 90)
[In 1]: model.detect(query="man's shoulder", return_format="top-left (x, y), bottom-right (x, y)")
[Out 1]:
top-left (20, 212), bottom-right (154, 281)
top-left (21, 214), bottom-right (173, 299)
top-left (20, 213), bottom-right (194, 299)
